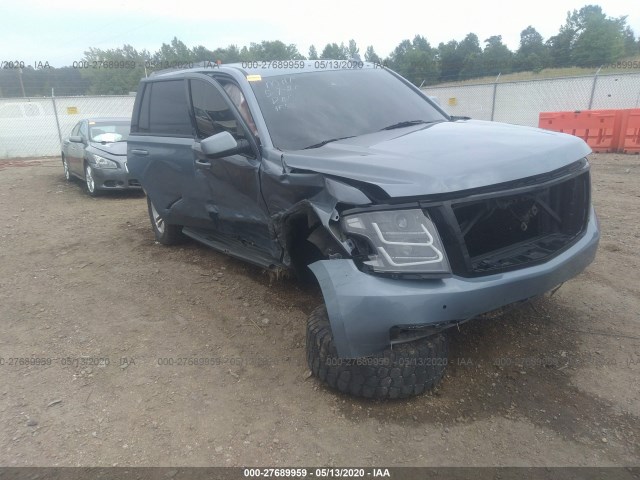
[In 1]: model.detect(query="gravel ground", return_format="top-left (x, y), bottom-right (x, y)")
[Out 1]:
top-left (0, 153), bottom-right (638, 467)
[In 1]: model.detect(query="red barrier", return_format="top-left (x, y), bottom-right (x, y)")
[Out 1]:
top-left (538, 110), bottom-right (622, 153)
top-left (618, 109), bottom-right (640, 154)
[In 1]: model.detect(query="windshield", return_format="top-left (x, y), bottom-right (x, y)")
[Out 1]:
top-left (89, 121), bottom-right (130, 142)
top-left (248, 68), bottom-right (446, 151)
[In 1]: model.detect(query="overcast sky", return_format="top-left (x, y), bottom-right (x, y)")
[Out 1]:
top-left (2, 0), bottom-right (638, 67)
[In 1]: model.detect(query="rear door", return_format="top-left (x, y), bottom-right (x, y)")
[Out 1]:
top-left (127, 79), bottom-right (212, 228)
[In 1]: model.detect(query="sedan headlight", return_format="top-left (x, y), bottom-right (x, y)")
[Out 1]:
top-left (91, 154), bottom-right (117, 169)
top-left (342, 209), bottom-right (450, 275)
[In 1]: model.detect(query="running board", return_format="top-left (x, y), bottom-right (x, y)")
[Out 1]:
top-left (181, 227), bottom-right (282, 270)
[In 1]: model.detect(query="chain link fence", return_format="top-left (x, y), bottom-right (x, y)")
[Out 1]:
top-left (1, 72), bottom-right (640, 158)
top-left (424, 72), bottom-right (640, 127)
top-left (0, 94), bottom-right (135, 158)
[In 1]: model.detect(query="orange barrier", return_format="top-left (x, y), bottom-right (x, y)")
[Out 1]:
top-left (538, 110), bottom-right (622, 153)
top-left (539, 109), bottom-right (640, 154)
top-left (618, 109), bottom-right (640, 154)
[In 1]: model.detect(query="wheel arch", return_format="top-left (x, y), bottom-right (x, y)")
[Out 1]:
top-left (277, 201), bottom-right (349, 277)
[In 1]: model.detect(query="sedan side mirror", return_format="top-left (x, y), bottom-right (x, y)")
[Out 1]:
top-left (69, 135), bottom-right (84, 143)
top-left (200, 131), bottom-right (252, 158)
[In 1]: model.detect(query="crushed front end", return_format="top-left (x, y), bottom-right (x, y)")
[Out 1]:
top-left (310, 159), bottom-right (599, 358)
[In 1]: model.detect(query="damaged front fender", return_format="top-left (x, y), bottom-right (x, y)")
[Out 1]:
top-left (264, 164), bottom-right (372, 266)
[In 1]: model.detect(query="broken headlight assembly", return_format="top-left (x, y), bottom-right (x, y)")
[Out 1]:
top-left (341, 209), bottom-right (450, 276)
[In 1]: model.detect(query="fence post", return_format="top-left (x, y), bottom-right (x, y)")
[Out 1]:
top-left (588, 66), bottom-right (602, 110)
top-left (51, 88), bottom-right (63, 145)
top-left (490, 73), bottom-right (501, 121)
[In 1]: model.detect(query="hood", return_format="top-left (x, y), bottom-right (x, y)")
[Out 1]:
top-left (282, 120), bottom-right (591, 197)
top-left (90, 141), bottom-right (127, 157)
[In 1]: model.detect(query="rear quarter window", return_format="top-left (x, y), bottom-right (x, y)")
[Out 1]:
top-left (145, 80), bottom-right (192, 137)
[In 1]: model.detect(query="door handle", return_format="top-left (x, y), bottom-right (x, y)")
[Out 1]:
top-left (195, 158), bottom-right (211, 169)
top-left (131, 149), bottom-right (149, 156)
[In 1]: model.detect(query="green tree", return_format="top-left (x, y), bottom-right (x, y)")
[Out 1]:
top-left (0, 66), bottom-right (92, 97)
top-left (514, 26), bottom-right (549, 72)
top-left (347, 39), bottom-right (359, 59)
top-left (570, 8), bottom-right (626, 66)
top-left (191, 45), bottom-right (215, 62)
top-left (240, 41), bottom-right (304, 61)
top-left (320, 42), bottom-right (348, 59)
top-left (387, 35), bottom-right (439, 85)
top-left (457, 34), bottom-right (483, 79)
top-left (154, 37), bottom-right (193, 63)
top-left (209, 45), bottom-right (242, 63)
top-left (546, 27), bottom-right (574, 67)
top-left (437, 40), bottom-right (462, 81)
top-left (622, 26), bottom-right (638, 57)
top-left (546, 6), bottom-right (628, 68)
top-left (483, 35), bottom-right (513, 75)
top-left (364, 45), bottom-right (381, 64)
top-left (308, 45), bottom-right (319, 60)
top-left (82, 45), bottom-right (149, 94)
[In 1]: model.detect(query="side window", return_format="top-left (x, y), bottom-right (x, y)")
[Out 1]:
top-left (148, 80), bottom-right (191, 136)
top-left (189, 80), bottom-right (245, 140)
top-left (71, 123), bottom-right (80, 136)
top-left (79, 122), bottom-right (88, 140)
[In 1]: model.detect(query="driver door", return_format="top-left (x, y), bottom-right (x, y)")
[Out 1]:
top-left (65, 121), bottom-right (84, 175)
top-left (185, 75), bottom-right (280, 264)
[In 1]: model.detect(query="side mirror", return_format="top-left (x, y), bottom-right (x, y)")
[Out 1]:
top-left (200, 131), bottom-right (251, 158)
top-left (69, 135), bottom-right (83, 143)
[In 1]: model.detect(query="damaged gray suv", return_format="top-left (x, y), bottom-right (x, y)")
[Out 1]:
top-left (127, 61), bottom-right (599, 399)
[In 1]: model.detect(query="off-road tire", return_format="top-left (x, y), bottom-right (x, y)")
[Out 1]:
top-left (306, 305), bottom-right (448, 399)
top-left (147, 196), bottom-right (184, 245)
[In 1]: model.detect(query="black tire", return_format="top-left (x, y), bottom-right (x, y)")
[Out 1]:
top-left (62, 155), bottom-right (72, 182)
top-left (306, 305), bottom-right (448, 399)
top-left (147, 196), bottom-right (183, 245)
top-left (84, 163), bottom-right (99, 197)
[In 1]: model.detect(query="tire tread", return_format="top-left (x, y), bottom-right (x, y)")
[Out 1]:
top-left (306, 305), bottom-right (448, 399)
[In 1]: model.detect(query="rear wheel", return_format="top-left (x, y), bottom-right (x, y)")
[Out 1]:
top-left (147, 196), bottom-right (183, 245)
top-left (306, 305), bottom-right (449, 399)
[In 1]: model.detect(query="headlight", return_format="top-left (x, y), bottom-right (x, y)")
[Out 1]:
top-left (91, 154), bottom-right (117, 169)
top-left (342, 209), bottom-right (450, 275)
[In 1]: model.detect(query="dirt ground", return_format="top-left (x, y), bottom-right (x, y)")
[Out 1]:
top-left (0, 154), bottom-right (638, 467)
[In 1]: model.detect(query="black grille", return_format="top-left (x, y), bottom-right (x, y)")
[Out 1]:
top-left (427, 170), bottom-right (590, 277)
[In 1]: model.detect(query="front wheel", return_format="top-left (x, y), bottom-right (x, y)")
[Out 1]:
top-left (62, 156), bottom-right (71, 181)
top-left (147, 196), bottom-right (183, 245)
top-left (84, 163), bottom-right (98, 196)
top-left (306, 305), bottom-right (449, 399)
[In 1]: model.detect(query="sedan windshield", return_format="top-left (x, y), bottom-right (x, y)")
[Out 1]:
top-left (89, 121), bottom-right (130, 142)
top-left (248, 68), bottom-right (446, 151)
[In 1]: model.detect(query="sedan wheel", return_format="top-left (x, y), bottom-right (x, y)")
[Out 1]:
top-left (62, 157), bottom-right (71, 181)
top-left (85, 164), bottom-right (97, 196)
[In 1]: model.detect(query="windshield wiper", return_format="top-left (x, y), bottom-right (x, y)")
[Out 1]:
top-left (302, 136), bottom-right (356, 150)
top-left (379, 120), bottom-right (434, 131)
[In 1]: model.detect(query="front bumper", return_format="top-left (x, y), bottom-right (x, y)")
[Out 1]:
top-left (310, 207), bottom-right (600, 358)
top-left (91, 166), bottom-right (142, 191)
